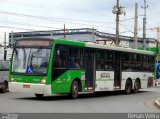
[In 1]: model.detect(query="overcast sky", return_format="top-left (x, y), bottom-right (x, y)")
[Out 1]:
top-left (0, 0), bottom-right (159, 44)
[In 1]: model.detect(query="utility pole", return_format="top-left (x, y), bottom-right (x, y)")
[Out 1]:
top-left (141, 0), bottom-right (148, 49)
top-left (92, 27), bottom-right (95, 43)
top-left (63, 24), bottom-right (66, 39)
top-left (151, 27), bottom-right (160, 62)
top-left (156, 27), bottom-right (160, 43)
top-left (4, 32), bottom-right (7, 60)
top-left (10, 30), bottom-right (13, 47)
top-left (4, 32), bottom-right (6, 48)
top-left (156, 27), bottom-right (160, 62)
top-left (112, 0), bottom-right (125, 46)
top-left (134, 3), bottom-right (138, 49)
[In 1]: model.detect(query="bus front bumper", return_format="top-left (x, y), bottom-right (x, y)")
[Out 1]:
top-left (9, 82), bottom-right (51, 95)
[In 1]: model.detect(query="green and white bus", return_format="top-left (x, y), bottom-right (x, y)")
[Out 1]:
top-left (9, 38), bottom-right (155, 99)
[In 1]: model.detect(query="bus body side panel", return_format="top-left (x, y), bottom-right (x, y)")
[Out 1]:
top-left (51, 70), bottom-right (85, 94)
top-left (45, 43), bottom-right (55, 85)
top-left (95, 71), bottom-right (114, 91)
top-left (50, 40), bottom-right (86, 94)
top-left (121, 72), bottom-right (154, 90)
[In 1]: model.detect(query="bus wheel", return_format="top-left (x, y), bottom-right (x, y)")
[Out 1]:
top-left (70, 80), bottom-right (79, 99)
top-left (133, 80), bottom-right (140, 93)
top-left (125, 80), bottom-right (132, 94)
top-left (1, 82), bottom-right (8, 93)
top-left (35, 94), bottom-right (44, 99)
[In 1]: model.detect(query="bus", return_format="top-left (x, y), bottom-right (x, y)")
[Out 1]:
top-left (155, 62), bottom-right (160, 85)
top-left (9, 38), bottom-right (155, 99)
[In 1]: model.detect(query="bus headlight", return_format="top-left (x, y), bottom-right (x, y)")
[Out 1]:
top-left (41, 77), bottom-right (46, 84)
top-left (11, 77), bottom-right (15, 82)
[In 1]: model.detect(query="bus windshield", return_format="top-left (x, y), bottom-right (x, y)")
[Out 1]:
top-left (12, 47), bottom-right (51, 75)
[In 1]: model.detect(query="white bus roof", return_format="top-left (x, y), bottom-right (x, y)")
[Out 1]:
top-left (86, 42), bottom-right (154, 55)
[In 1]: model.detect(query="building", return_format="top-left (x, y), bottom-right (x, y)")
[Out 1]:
top-left (9, 28), bottom-right (157, 48)
top-left (0, 47), bottom-right (12, 60)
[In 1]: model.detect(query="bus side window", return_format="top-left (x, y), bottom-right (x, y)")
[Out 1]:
top-left (96, 50), bottom-right (104, 70)
top-left (68, 47), bottom-right (83, 69)
top-left (74, 59), bottom-right (80, 69)
top-left (53, 48), bottom-right (66, 68)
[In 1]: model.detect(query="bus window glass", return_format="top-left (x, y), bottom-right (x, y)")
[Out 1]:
top-left (12, 48), bottom-right (51, 74)
top-left (148, 56), bottom-right (154, 72)
top-left (68, 47), bottom-right (83, 69)
top-left (53, 49), bottom-right (66, 68)
top-left (96, 50), bottom-right (113, 71)
top-left (28, 49), bottom-right (51, 74)
top-left (96, 50), bottom-right (104, 70)
top-left (12, 48), bottom-right (30, 73)
top-left (104, 51), bottom-right (113, 70)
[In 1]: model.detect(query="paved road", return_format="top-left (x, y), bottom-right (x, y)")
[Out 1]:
top-left (0, 87), bottom-right (160, 113)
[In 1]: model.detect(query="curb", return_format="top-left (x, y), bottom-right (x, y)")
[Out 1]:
top-left (154, 98), bottom-right (160, 109)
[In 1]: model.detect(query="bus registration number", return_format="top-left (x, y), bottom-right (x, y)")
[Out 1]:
top-left (23, 84), bottom-right (30, 88)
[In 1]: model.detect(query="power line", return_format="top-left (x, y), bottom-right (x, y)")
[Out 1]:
top-left (0, 10), bottom-right (111, 24)
top-left (0, 0), bottom-right (109, 17)
top-left (0, 17), bottom-right (60, 29)
top-left (0, 10), bottom-right (116, 30)
top-left (0, 25), bottom-right (37, 31)
top-left (120, 23), bottom-right (134, 29)
top-left (119, 23), bottom-right (134, 34)
top-left (0, 0), bottom-right (9, 2)
top-left (120, 30), bottom-right (133, 34)
top-left (0, 18), bottom-right (116, 32)
top-left (120, 17), bottom-right (134, 22)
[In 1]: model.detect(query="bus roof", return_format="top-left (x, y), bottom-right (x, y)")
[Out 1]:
top-left (85, 42), bottom-right (154, 55)
top-left (54, 39), bottom-right (155, 56)
top-left (15, 37), bottom-right (155, 55)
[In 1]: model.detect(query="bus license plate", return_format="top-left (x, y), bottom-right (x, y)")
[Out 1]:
top-left (23, 84), bottom-right (30, 88)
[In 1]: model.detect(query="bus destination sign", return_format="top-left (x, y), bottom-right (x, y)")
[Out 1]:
top-left (16, 40), bottom-right (52, 46)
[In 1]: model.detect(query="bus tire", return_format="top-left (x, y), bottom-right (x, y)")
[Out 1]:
top-left (125, 80), bottom-right (132, 94)
top-left (35, 94), bottom-right (44, 99)
top-left (133, 80), bottom-right (140, 93)
top-left (1, 82), bottom-right (8, 93)
top-left (70, 80), bottom-right (79, 99)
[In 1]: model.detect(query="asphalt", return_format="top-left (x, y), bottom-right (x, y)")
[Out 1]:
top-left (155, 98), bottom-right (160, 109)
top-left (154, 82), bottom-right (160, 109)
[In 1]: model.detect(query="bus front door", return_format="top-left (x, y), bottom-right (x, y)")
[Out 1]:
top-left (114, 52), bottom-right (122, 89)
top-left (85, 49), bottom-right (95, 91)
